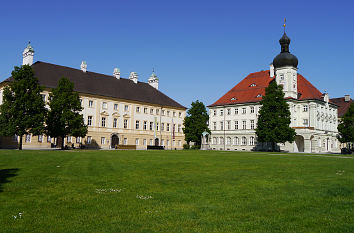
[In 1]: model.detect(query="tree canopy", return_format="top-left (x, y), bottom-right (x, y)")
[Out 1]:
top-left (183, 100), bottom-right (210, 145)
top-left (337, 102), bottom-right (354, 147)
top-left (255, 81), bottom-right (296, 151)
top-left (0, 65), bottom-right (47, 150)
top-left (46, 77), bottom-right (87, 149)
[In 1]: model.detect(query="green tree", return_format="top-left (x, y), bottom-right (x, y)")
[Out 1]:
top-left (46, 77), bottom-right (87, 149)
top-left (256, 81), bottom-right (296, 151)
top-left (0, 65), bottom-right (47, 150)
top-left (337, 102), bottom-right (354, 149)
top-left (183, 100), bottom-right (210, 145)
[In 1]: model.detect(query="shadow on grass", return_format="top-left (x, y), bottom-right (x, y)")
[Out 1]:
top-left (0, 168), bottom-right (19, 192)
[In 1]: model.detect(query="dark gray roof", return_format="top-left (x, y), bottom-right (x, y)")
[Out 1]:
top-left (3, 61), bottom-right (186, 109)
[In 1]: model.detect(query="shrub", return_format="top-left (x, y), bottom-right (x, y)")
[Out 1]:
top-left (183, 144), bottom-right (190, 150)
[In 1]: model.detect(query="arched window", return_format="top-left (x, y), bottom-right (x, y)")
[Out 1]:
top-left (220, 137), bottom-right (224, 145)
top-left (213, 137), bottom-right (217, 145)
top-left (234, 137), bottom-right (239, 145)
top-left (226, 137), bottom-right (231, 145)
top-left (250, 136), bottom-right (255, 145)
top-left (242, 137), bottom-right (247, 145)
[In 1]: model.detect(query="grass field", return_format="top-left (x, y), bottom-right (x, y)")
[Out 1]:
top-left (0, 150), bottom-right (353, 233)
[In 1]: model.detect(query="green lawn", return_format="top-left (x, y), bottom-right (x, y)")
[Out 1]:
top-left (0, 150), bottom-right (353, 233)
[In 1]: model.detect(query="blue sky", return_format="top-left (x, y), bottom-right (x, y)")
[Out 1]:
top-left (0, 0), bottom-right (353, 108)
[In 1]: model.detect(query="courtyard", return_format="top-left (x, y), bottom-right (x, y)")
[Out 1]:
top-left (0, 150), bottom-right (353, 232)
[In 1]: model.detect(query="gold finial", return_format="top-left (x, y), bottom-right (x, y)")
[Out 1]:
top-left (283, 18), bottom-right (286, 33)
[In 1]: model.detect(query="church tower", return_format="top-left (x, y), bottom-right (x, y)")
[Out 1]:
top-left (23, 42), bottom-right (35, 66)
top-left (272, 24), bottom-right (298, 99)
top-left (148, 70), bottom-right (159, 90)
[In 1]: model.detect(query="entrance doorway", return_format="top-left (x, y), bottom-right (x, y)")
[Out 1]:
top-left (294, 135), bottom-right (304, 152)
top-left (154, 138), bottom-right (159, 146)
top-left (111, 135), bottom-right (119, 148)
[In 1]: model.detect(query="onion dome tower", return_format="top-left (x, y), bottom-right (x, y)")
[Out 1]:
top-left (272, 19), bottom-right (298, 99)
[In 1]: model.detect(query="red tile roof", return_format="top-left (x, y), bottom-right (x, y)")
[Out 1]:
top-left (208, 70), bottom-right (323, 107)
top-left (330, 97), bottom-right (353, 118)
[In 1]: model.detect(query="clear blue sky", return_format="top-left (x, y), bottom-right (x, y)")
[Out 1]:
top-left (1, 0), bottom-right (353, 108)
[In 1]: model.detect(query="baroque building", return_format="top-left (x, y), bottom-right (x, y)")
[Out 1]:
top-left (208, 31), bottom-right (340, 153)
top-left (0, 43), bottom-right (186, 149)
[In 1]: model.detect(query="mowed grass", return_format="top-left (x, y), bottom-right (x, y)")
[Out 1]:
top-left (0, 150), bottom-right (353, 233)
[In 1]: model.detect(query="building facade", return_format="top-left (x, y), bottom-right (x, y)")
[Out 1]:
top-left (0, 43), bottom-right (186, 149)
top-left (208, 31), bottom-right (340, 153)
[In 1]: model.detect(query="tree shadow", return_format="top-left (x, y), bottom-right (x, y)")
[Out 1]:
top-left (0, 168), bottom-right (19, 192)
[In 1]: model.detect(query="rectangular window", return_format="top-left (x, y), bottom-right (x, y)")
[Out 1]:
top-left (150, 139), bottom-right (153, 146)
top-left (144, 108), bottom-right (148, 114)
top-left (213, 122), bottom-right (217, 130)
top-left (123, 138), bottom-right (127, 145)
top-left (227, 121), bottom-right (231, 130)
top-left (161, 139), bottom-right (164, 146)
top-left (87, 136), bottom-right (92, 144)
top-left (89, 100), bottom-right (93, 108)
top-left (143, 121), bottom-right (147, 130)
top-left (25, 134), bottom-right (31, 142)
top-left (38, 135), bottom-right (43, 143)
top-left (227, 108), bottom-right (231, 115)
top-left (220, 109), bottom-right (223, 116)
top-left (178, 124), bottom-right (181, 132)
top-left (173, 112), bottom-right (176, 117)
top-left (135, 138), bottom-right (139, 145)
top-left (47, 136), bottom-right (51, 143)
top-left (124, 119), bottom-right (128, 129)
top-left (136, 120), bottom-right (140, 129)
top-left (67, 136), bottom-right (71, 143)
top-left (150, 122), bottom-right (153, 130)
top-left (251, 120), bottom-right (255, 129)
top-left (156, 109), bottom-right (159, 115)
top-left (250, 107), bottom-right (255, 113)
top-left (87, 116), bottom-right (92, 126)
top-left (41, 94), bottom-right (46, 102)
top-left (161, 123), bottom-right (165, 131)
top-left (114, 104), bottom-right (118, 110)
top-left (179, 112), bottom-right (182, 117)
top-left (235, 121), bottom-right (239, 130)
top-left (235, 108), bottom-right (238, 114)
top-left (156, 123), bottom-right (159, 131)
top-left (242, 120), bottom-right (246, 129)
top-left (102, 102), bottom-right (107, 109)
top-left (136, 106), bottom-right (140, 113)
top-left (101, 137), bottom-right (105, 145)
top-left (143, 139), bottom-right (147, 146)
top-left (101, 117), bottom-right (106, 127)
top-left (220, 121), bottom-right (224, 130)
top-left (303, 105), bottom-right (308, 112)
top-left (214, 110), bottom-right (217, 116)
top-left (242, 108), bottom-right (246, 114)
top-left (167, 139), bottom-right (169, 146)
top-left (167, 111), bottom-right (170, 116)
top-left (79, 99), bottom-right (82, 106)
top-left (162, 110), bottom-right (165, 116)
top-left (167, 123), bottom-right (170, 131)
top-left (113, 118), bottom-right (117, 128)
top-left (303, 119), bottom-right (308, 126)
top-left (124, 105), bottom-right (129, 111)
top-left (76, 137), bottom-right (81, 143)
top-left (150, 109), bottom-right (154, 115)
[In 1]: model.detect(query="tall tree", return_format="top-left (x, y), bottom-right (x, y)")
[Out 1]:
top-left (256, 81), bottom-right (296, 151)
top-left (46, 77), bottom-right (87, 149)
top-left (0, 65), bottom-right (47, 150)
top-left (183, 100), bottom-right (210, 145)
top-left (337, 102), bottom-right (354, 149)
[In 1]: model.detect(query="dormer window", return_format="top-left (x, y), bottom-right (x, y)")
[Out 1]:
top-left (231, 97), bottom-right (237, 101)
top-left (249, 83), bottom-right (256, 87)
top-left (256, 94), bottom-right (262, 98)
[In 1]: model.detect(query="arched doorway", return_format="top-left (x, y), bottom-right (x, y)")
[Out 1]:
top-left (154, 138), bottom-right (159, 146)
top-left (294, 135), bottom-right (304, 152)
top-left (111, 134), bottom-right (119, 148)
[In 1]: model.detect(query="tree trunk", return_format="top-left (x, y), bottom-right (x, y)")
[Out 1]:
top-left (272, 142), bottom-right (275, 152)
top-left (61, 136), bottom-right (65, 150)
top-left (19, 135), bottom-right (23, 150)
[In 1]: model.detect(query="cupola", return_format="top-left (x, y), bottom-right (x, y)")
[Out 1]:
top-left (272, 32), bottom-right (298, 69)
top-left (23, 41), bottom-right (35, 66)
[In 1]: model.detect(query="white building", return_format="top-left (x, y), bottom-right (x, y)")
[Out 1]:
top-left (208, 31), bottom-right (339, 153)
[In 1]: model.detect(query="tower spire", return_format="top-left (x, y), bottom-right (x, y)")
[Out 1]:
top-left (283, 18), bottom-right (286, 33)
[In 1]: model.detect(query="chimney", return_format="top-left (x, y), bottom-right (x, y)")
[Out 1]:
top-left (323, 92), bottom-right (329, 103)
top-left (270, 64), bottom-right (274, 78)
top-left (113, 68), bottom-right (120, 79)
top-left (23, 41), bottom-right (34, 66)
top-left (345, 94), bottom-right (350, 102)
top-left (80, 61), bottom-right (87, 72)
top-left (129, 72), bottom-right (138, 84)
